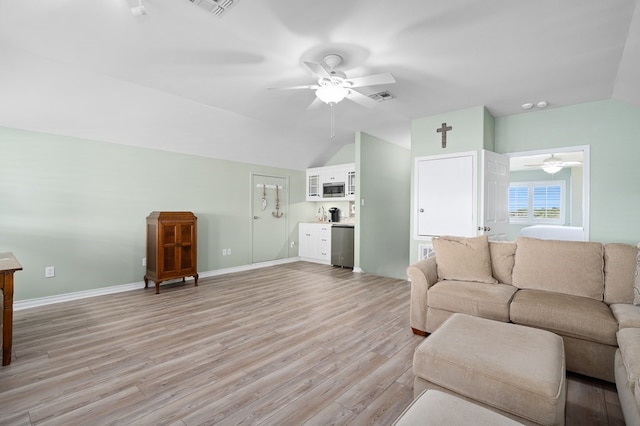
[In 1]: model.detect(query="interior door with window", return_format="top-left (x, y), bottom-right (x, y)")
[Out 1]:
top-left (251, 174), bottom-right (288, 263)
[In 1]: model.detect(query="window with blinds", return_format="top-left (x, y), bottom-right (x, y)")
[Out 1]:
top-left (509, 181), bottom-right (565, 224)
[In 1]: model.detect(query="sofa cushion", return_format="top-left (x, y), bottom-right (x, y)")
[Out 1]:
top-left (510, 289), bottom-right (618, 345)
top-left (489, 241), bottom-right (517, 284)
top-left (604, 243), bottom-right (637, 304)
top-left (512, 237), bottom-right (604, 301)
top-left (432, 235), bottom-right (497, 284)
top-left (617, 327), bottom-right (640, 386)
top-left (428, 280), bottom-right (517, 323)
top-left (610, 303), bottom-right (640, 329)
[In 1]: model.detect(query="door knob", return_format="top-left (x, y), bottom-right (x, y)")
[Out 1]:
top-left (419, 208), bottom-right (424, 213)
top-left (253, 216), bottom-right (259, 219)
top-left (477, 226), bottom-right (491, 232)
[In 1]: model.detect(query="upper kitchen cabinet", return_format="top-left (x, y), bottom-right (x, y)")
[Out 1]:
top-left (306, 163), bottom-right (355, 201)
top-left (306, 169), bottom-right (321, 200)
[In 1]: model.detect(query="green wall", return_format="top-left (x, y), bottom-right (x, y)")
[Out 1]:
top-left (495, 99), bottom-right (640, 244)
top-left (356, 132), bottom-right (411, 279)
top-left (324, 144), bottom-right (355, 166)
top-left (0, 127), bottom-right (311, 301)
top-left (411, 105), bottom-right (495, 158)
top-left (409, 106), bottom-right (495, 262)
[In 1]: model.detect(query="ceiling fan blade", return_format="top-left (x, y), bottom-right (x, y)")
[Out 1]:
top-left (303, 61), bottom-right (332, 79)
top-left (307, 97), bottom-right (324, 110)
top-left (268, 84), bottom-right (319, 90)
top-left (346, 73), bottom-right (396, 88)
top-left (345, 89), bottom-right (378, 108)
top-left (560, 161), bottom-right (583, 166)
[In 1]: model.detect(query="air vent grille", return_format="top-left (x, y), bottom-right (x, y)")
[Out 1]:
top-left (368, 90), bottom-right (396, 102)
top-left (419, 243), bottom-right (435, 260)
top-left (189, 0), bottom-right (239, 17)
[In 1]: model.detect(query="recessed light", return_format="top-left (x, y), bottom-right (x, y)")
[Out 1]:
top-left (521, 103), bottom-right (534, 110)
top-left (536, 101), bottom-right (548, 108)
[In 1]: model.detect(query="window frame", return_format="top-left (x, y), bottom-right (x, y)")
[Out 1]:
top-left (509, 180), bottom-right (566, 225)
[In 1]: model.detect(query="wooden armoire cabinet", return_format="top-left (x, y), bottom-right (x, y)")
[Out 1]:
top-left (144, 211), bottom-right (198, 294)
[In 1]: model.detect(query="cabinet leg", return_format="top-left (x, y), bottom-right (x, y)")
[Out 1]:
top-left (155, 282), bottom-right (160, 294)
top-left (194, 274), bottom-right (199, 287)
top-left (144, 276), bottom-right (149, 288)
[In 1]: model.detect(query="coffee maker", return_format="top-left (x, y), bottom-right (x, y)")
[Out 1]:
top-left (328, 207), bottom-right (340, 223)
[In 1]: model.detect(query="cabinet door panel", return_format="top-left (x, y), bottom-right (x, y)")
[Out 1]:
top-left (180, 224), bottom-right (193, 244)
top-left (417, 154), bottom-right (476, 237)
top-left (162, 245), bottom-right (177, 273)
top-left (180, 245), bottom-right (193, 270)
top-left (163, 225), bottom-right (176, 244)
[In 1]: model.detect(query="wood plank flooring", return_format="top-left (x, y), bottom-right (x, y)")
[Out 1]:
top-left (0, 262), bottom-right (625, 425)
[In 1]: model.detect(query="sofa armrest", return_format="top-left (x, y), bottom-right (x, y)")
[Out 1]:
top-left (407, 257), bottom-right (439, 335)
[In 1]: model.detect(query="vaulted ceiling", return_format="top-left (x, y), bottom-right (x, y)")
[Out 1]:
top-left (1, 0), bottom-right (638, 170)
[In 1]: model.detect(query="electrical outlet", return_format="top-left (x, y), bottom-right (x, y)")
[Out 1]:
top-left (227, 248), bottom-right (231, 256)
top-left (142, 257), bottom-right (146, 267)
top-left (222, 249), bottom-right (227, 256)
top-left (290, 241), bottom-right (295, 248)
top-left (45, 266), bottom-right (55, 278)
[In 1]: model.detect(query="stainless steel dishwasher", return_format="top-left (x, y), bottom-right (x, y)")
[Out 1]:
top-left (331, 225), bottom-right (354, 268)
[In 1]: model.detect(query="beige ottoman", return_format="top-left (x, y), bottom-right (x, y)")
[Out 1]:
top-left (393, 390), bottom-right (524, 425)
top-left (413, 313), bottom-right (566, 426)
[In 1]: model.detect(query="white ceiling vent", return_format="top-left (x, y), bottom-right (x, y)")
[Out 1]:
top-left (188, 0), bottom-right (239, 17)
top-left (368, 90), bottom-right (396, 102)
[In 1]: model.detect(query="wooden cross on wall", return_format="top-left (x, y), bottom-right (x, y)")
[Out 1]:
top-left (436, 122), bottom-right (452, 148)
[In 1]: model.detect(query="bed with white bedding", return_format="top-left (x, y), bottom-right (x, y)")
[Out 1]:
top-left (518, 225), bottom-right (585, 241)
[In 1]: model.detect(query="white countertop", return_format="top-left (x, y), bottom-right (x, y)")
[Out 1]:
top-left (302, 221), bottom-right (355, 227)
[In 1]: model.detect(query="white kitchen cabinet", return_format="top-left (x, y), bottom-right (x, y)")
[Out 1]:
top-left (305, 163), bottom-right (355, 201)
top-left (321, 167), bottom-right (346, 184)
top-left (298, 223), bottom-right (331, 264)
top-left (306, 170), bottom-right (321, 201)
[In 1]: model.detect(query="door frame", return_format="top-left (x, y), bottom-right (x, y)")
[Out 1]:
top-left (505, 145), bottom-right (590, 241)
top-left (249, 172), bottom-right (290, 264)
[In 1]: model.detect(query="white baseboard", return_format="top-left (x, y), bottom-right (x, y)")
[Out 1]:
top-left (14, 257), bottom-right (301, 311)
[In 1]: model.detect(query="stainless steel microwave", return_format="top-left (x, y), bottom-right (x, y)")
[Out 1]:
top-left (323, 182), bottom-right (345, 198)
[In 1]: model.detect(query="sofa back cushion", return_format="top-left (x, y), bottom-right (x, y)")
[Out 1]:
top-left (603, 243), bottom-right (638, 304)
top-left (432, 235), bottom-right (497, 284)
top-left (488, 241), bottom-right (517, 284)
top-left (512, 237), bottom-right (604, 301)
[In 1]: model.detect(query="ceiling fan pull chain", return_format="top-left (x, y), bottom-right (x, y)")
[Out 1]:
top-left (330, 103), bottom-right (335, 140)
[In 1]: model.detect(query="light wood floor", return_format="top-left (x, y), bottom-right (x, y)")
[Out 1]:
top-left (0, 262), bottom-right (625, 425)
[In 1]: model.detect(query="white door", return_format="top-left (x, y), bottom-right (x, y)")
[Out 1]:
top-left (480, 150), bottom-right (510, 240)
top-left (252, 174), bottom-right (288, 263)
top-left (416, 152), bottom-right (477, 237)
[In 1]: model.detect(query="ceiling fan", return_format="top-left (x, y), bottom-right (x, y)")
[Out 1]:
top-left (277, 54), bottom-right (396, 108)
top-left (272, 54), bottom-right (396, 138)
top-left (525, 154), bottom-right (582, 174)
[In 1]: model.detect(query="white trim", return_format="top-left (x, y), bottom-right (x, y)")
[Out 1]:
top-left (14, 257), bottom-right (301, 311)
top-left (353, 266), bottom-right (364, 273)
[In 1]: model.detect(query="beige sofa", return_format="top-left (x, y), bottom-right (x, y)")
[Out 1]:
top-left (407, 236), bottom-right (639, 388)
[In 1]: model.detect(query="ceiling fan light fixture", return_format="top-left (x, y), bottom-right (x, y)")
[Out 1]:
top-left (541, 164), bottom-right (562, 174)
top-left (315, 85), bottom-right (348, 104)
top-left (541, 155), bottom-right (563, 174)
